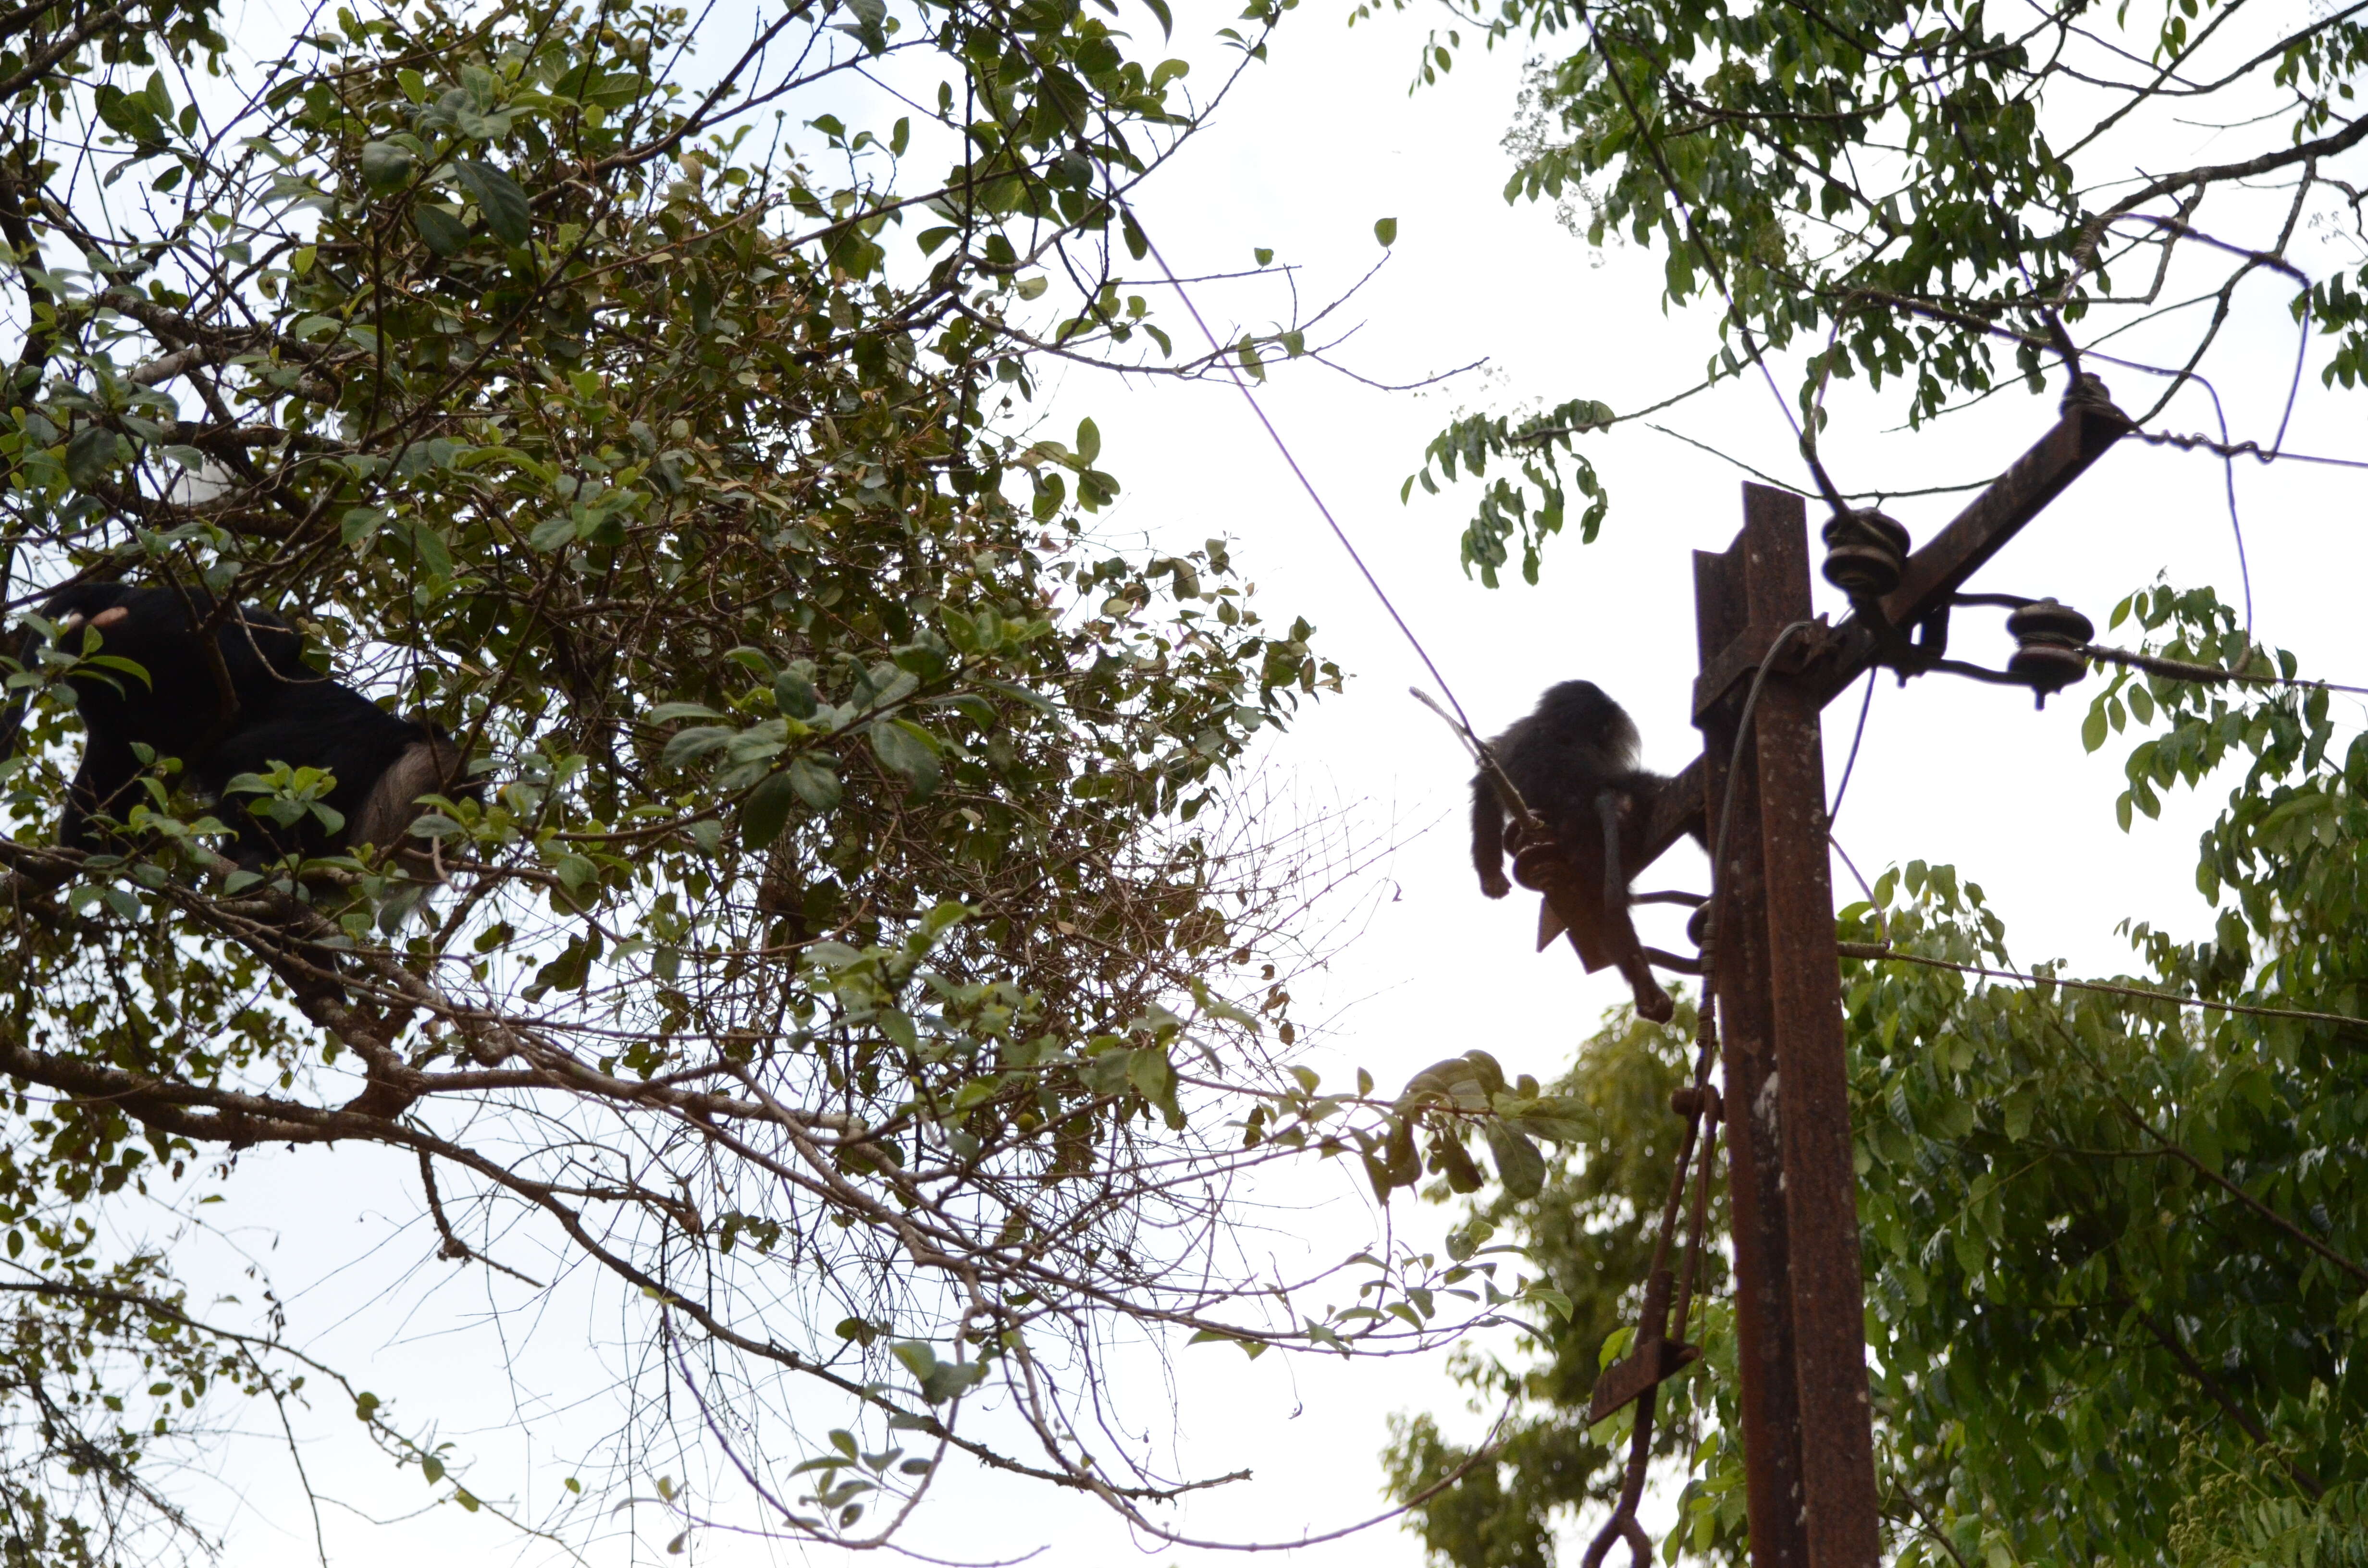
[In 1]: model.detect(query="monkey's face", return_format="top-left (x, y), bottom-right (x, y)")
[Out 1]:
top-left (41, 585), bottom-right (138, 637)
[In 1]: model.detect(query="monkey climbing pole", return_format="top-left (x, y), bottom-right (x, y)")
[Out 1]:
top-left (1596, 383), bottom-right (2130, 1568)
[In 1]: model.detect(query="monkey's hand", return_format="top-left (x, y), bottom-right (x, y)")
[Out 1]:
top-left (1479, 870), bottom-right (1511, 899)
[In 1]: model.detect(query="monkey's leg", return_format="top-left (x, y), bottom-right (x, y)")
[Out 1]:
top-left (1595, 787), bottom-right (1673, 1022)
top-left (1596, 788), bottom-right (1627, 915)
top-left (1471, 782), bottom-right (1511, 898)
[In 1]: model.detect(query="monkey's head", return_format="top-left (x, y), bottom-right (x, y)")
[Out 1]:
top-left (39, 582), bottom-right (140, 635)
top-left (1531, 680), bottom-right (1640, 764)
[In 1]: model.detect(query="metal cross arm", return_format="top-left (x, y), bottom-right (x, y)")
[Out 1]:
top-left (1630, 382), bottom-right (2133, 879)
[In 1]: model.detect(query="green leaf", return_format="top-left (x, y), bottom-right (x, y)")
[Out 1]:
top-left (360, 140), bottom-right (415, 190)
top-left (774, 669), bottom-right (818, 718)
top-left (1373, 216), bottom-right (1397, 246)
top-left (1127, 1047), bottom-right (1176, 1106)
top-left (405, 521), bottom-right (454, 578)
top-left (870, 720), bottom-right (941, 798)
top-left (65, 425), bottom-right (120, 486)
top-left (456, 159), bottom-right (531, 246)
top-left (741, 770), bottom-right (802, 846)
top-left (662, 726), bottom-right (736, 768)
top-left (82, 655), bottom-right (152, 689)
top-left (918, 1358), bottom-right (985, 1404)
top-left (1482, 1123), bottom-right (1546, 1200)
top-left (1075, 417), bottom-right (1101, 465)
top-left (341, 506), bottom-right (389, 546)
top-left (2081, 700), bottom-right (2108, 753)
top-left (412, 204), bottom-right (469, 256)
top-left (1036, 65), bottom-right (1088, 132)
top-left (784, 755), bottom-right (840, 810)
top-left (1524, 1283), bottom-right (1573, 1322)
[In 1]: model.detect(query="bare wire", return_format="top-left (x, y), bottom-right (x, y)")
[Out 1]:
top-left (2085, 643), bottom-right (2368, 698)
top-left (1130, 214), bottom-right (1485, 743)
top-left (1826, 669), bottom-right (1878, 825)
top-left (1838, 943), bottom-right (2366, 1033)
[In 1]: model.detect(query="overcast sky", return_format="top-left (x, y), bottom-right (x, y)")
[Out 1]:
top-left (184, 1), bottom-right (2367, 1563)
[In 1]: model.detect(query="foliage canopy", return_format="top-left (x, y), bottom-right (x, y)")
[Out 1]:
top-left (1383, 0), bottom-right (2367, 582)
top-left (0, 0), bottom-right (1591, 1557)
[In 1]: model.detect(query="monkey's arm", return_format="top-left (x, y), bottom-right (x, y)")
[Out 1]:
top-left (1470, 777), bottom-right (1510, 898)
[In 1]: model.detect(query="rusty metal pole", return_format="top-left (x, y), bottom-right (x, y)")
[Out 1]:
top-left (1693, 485), bottom-right (1882, 1568)
top-left (1599, 392), bottom-right (2129, 1562)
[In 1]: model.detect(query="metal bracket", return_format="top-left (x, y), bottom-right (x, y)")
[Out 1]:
top-left (1587, 1265), bottom-right (1701, 1423)
top-left (1587, 1336), bottom-right (1702, 1424)
top-left (1690, 616), bottom-right (1837, 722)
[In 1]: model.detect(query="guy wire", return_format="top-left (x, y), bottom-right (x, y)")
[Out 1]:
top-left (1129, 208), bottom-right (1488, 749)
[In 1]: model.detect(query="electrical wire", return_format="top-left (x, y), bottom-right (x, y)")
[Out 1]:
top-left (2085, 643), bottom-right (2368, 699)
top-left (2081, 347), bottom-right (2255, 638)
top-left (1129, 214), bottom-right (1487, 744)
top-left (2130, 429), bottom-right (2368, 471)
top-left (1826, 668), bottom-right (1877, 824)
top-left (1706, 621), bottom-right (1819, 964)
top-left (1838, 943), bottom-right (2367, 1033)
top-left (1566, 6), bottom-right (1852, 514)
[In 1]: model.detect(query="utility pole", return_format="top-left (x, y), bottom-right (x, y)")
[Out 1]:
top-left (1691, 485), bottom-right (1877, 1568)
top-left (1623, 384), bottom-right (2131, 1568)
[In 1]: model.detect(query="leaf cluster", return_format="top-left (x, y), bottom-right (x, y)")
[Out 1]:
top-left (1390, 0), bottom-right (2368, 576)
top-left (0, 0), bottom-right (1409, 1554)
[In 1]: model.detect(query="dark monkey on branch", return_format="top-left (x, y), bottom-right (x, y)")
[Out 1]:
top-left (4, 583), bottom-right (474, 869)
top-left (1470, 680), bottom-right (1697, 1021)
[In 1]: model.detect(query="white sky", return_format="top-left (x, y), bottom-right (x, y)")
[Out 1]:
top-left (174, 0), bottom-right (2366, 1563)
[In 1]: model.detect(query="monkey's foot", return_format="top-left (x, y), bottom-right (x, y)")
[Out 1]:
top-left (1621, 955), bottom-right (1675, 1024)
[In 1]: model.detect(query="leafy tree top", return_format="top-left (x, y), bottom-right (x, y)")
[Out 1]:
top-left (1376, 0), bottom-right (2367, 582)
top-left (0, 0), bottom-right (1575, 1558)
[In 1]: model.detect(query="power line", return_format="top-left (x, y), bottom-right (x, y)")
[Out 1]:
top-left (2083, 347), bottom-right (2256, 637)
top-left (1129, 213), bottom-right (1486, 744)
top-left (2131, 428), bottom-right (2368, 471)
top-left (1826, 670), bottom-right (1878, 823)
top-left (1837, 942), bottom-right (2368, 1033)
top-left (2085, 643), bottom-right (2368, 699)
